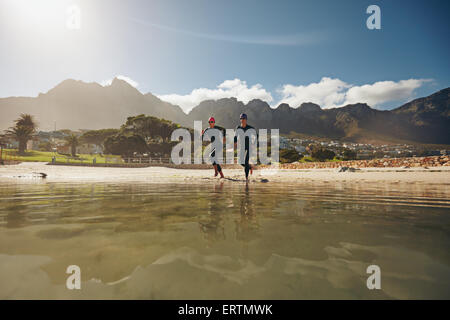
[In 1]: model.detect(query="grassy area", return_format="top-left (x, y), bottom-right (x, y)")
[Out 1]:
top-left (298, 156), bottom-right (314, 163)
top-left (1, 149), bottom-right (123, 164)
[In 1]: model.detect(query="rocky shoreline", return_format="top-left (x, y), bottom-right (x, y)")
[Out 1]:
top-left (278, 155), bottom-right (450, 169)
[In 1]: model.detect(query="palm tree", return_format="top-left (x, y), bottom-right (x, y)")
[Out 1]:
top-left (65, 134), bottom-right (79, 157)
top-left (6, 114), bottom-right (37, 155)
top-left (0, 134), bottom-right (7, 163)
top-left (6, 126), bottom-right (35, 155)
top-left (15, 114), bottom-right (37, 129)
top-left (0, 133), bottom-right (7, 145)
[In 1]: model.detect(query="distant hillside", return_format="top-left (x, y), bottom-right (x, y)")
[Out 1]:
top-left (391, 87), bottom-right (450, 143)
top-left (0, 78), bottom-right (448, 144)
top-left (184, 88), bottom-right (450, 144)
top-left (0, 78), bottom-right (186, 131)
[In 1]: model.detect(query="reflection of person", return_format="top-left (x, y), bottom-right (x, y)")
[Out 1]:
top-left (235, 184), bottom-right (259, 246)
top-left (233, 113), bottom-right (257, 181)
top-left (202, 116), bottom-right (225, 178)
top-left (199, 182), bottom-right (225, 245)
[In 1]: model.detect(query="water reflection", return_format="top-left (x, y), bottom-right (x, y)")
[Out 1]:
top-left (199, 182), bottom-right (226, 244)
top-left (0, 180), bottom-right (449, 299)
top-left (235, 184), bottom-right (260, 260)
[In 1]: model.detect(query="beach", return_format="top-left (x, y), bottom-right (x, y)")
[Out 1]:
top-left (1, 161), bottom-right (450, 299)
top-left (1, 161), bottom-right (450, 185)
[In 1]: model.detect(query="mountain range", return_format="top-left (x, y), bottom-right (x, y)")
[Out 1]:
top-left (0, 78), bottom-right (449, 144)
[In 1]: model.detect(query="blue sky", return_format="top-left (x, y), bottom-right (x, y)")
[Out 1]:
top-left (0, 0), bottom-right (449, 112)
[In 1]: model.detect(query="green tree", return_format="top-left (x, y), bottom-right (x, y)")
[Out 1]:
top-left (121, 115), bottom-right (161, 141)
top-left (104, 134), bottom-right (148, 156)
top-left (38, 141), bottom-right (53, 152)
top-left (5, 114), bottom-right (37, 155)
top-left (280, 149), bottom-right (303, 163)
top-left (65, 134), bottom-right (79, 157)
top-left (80, 128), bottom-right (119, 148)
top-left (311, 147), bottom-right (335, 162)
top-left (121, 115), bottom-right (180, 142)
top-left (159, 120), bottom-right (179, 142)
top-left (0, 134), bottom-right (7, 146)
top-left (15, 113), bottom-right (37, 129)
top-left (342, 148), bottom-right (357, 160)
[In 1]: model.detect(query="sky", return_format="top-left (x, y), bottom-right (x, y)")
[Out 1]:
top-left (0, 0), bottom-right (449, 113)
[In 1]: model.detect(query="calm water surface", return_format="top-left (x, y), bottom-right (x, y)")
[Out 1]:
top-left (0, 181), bottom-right (449, 299)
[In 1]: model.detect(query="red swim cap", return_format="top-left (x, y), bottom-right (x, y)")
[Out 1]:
top-left (208, 117), bottom-right (215, 123)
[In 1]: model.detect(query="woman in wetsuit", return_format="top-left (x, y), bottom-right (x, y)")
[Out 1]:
top-left (202, 116), bottom-right (225, 178)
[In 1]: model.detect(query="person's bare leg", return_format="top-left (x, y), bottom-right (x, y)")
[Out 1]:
top-left (213, 164), bottom-right (218, 177)
top-left (216, 164), bottom-right (224, 178)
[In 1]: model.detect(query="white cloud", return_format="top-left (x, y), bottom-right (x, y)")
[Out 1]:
top-left (277, 77), bottom-right (350, 108)
top-left (343, 79), bottom-right (429, 106)
top-left (157, 78), bottom-right (273, 113)
top-left (155, 77), bottom-right (430, 112)
top-left (101, 75), bottom-right (139, 88)
top-left (277, 77), bottom-right (430, 109)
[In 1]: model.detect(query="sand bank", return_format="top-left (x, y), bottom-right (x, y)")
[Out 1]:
top-left (1, 162), bottom-right (449, 185)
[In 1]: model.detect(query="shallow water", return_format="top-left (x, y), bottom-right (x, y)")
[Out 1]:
top-left (0, 180), bottom-right (449, 299)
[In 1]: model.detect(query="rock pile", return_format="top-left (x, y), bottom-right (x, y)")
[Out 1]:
top-left (278, 156), bottom-right (450, 169)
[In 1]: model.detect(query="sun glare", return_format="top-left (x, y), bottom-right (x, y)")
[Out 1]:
top-left (5, 0), bottom-right (79, 33)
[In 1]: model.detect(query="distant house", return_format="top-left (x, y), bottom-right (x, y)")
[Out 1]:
top-left (295, 145), bottom-right (306, 154)
top-left (27, 137), bottom-right (40, 151)
top-left (279, 137), bottom-right (291, 149)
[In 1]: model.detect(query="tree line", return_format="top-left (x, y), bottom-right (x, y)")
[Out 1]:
top-left (1, 113), bottom-right (184, 157)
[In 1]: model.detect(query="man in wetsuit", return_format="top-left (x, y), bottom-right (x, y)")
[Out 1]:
top-left (234, 113), bottom-right (257, 181)
top-left (202, 116), bottom-right (225, 178)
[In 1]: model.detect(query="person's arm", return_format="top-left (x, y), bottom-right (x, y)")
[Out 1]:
top-left (221, 127), bottom-right (226, 144)
top-left (201, 128), bottom-right (208, 147)
top-left (233, 126), bottom-right (238, 148)
top-left (256, 127), bottom-right (259, 148)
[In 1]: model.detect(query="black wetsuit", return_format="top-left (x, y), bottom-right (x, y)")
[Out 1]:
top-left (202, 126), bottom-right (225, 172)
top-left (234, 124), bottom-right (257, 179)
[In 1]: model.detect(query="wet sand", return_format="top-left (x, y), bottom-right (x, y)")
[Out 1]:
top-left (1, 162), bottom-right (449, 185)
